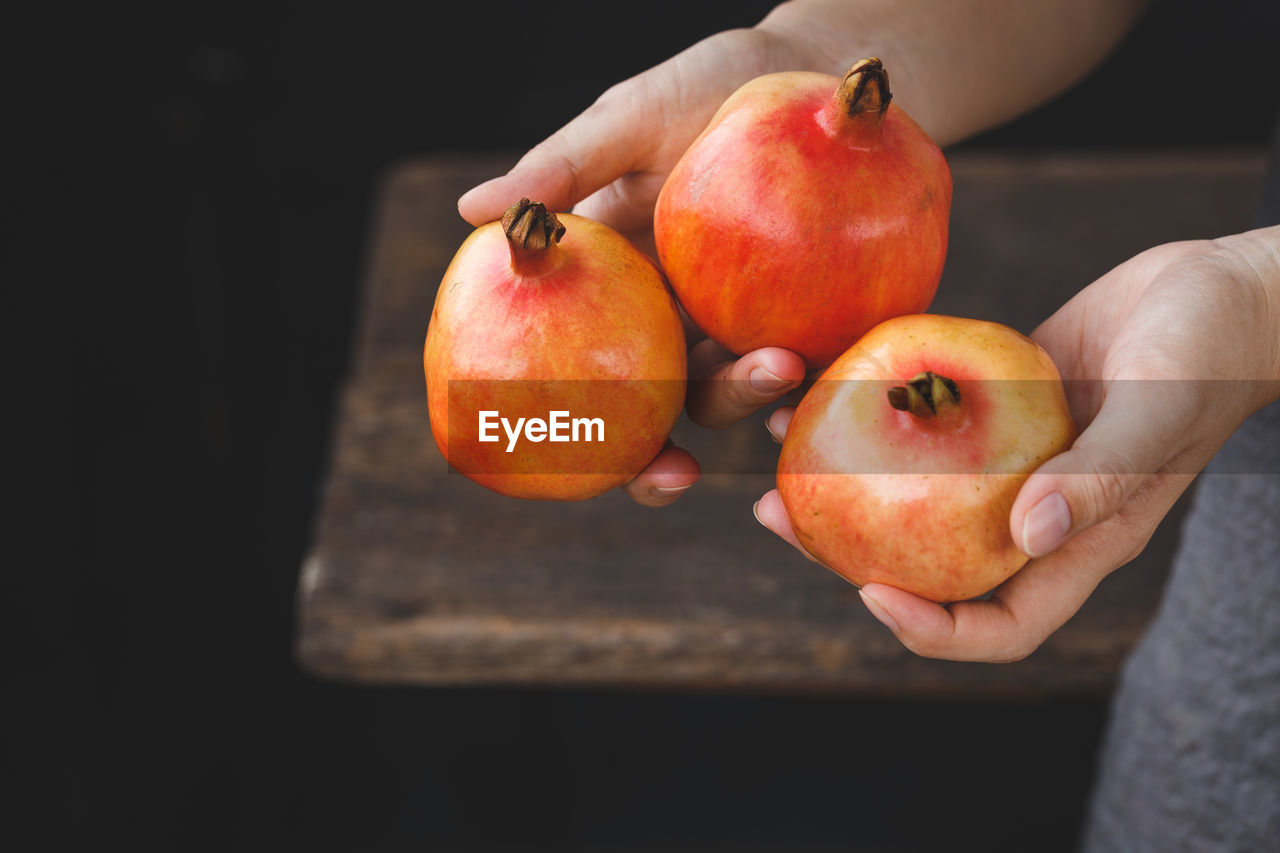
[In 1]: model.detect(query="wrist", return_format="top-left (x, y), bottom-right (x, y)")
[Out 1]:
top-left (1210, 226), bottom-right (1280, 395)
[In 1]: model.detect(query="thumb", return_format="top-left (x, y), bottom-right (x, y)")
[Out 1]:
top-left (1010, 378), bottom-right (1196, 558)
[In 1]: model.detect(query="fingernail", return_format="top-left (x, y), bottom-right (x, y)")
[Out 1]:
top-left (650, 484), bottom-right (692, 498)
top-left (1021, 491), bottom-right (1071, 557)
top-left (859, 590), bottom-right (900, 633)
top-left (765, 418), bottom-right (782, 444)
top-left (749, 367), bottom-right (789, 393)
top-left (752, 500), bottom-right (764, 525)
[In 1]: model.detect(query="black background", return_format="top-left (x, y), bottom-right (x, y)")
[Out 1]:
top-left (44, 0), bottom-right (1279, 849)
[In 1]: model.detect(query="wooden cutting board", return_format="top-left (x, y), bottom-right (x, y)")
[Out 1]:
top-left (295, 149), bottom-right (1266, 695)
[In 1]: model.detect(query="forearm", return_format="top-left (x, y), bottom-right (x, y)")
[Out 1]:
top-left (756, 0), bottom-right (1151, 146)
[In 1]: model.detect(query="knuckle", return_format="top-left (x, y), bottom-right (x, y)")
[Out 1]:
top-left (998, 636), bottom-right (1042, 663)
top-left (898, 632), bottom-right (949, 661)
top-left (689, 376), bottom-right (763, 428)
top-left (1077, 454), bottom-right (1138, 526)
top-left (622, 481), bottom-right (651, 505)
top-left (1092, 470), bottom-right (1131, 516)
top-left (597, 74), bottom-right (647, 107)
top-left (1117, 527), bottom-right (1156, 567)
top-left (900, 625), bottom-right (1043, 664)
top-left (724, 376), bottom-right (763, 410)
top-left (898, 636), bottom-right (939, 660)
top-left (593, 83), bottom-right (625, 108)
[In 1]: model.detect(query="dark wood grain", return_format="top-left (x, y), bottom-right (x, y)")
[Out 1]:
top-left (296, 149), bottom-right (1267, 694)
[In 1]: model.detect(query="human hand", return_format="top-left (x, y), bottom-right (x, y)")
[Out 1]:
top-left (457, 27), bottom-right (804, 253)
top-left (455, 0), bottom-right (1153, 509)
top-left (756, 227), bottom-right (1280, 661)
top-left (619, 339), bottom-right (809, 507)
top-left (458, 26), bottom-right (824, 506)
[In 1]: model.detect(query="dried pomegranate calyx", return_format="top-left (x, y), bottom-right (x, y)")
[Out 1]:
top-left (502, 198), bottom-right (566, 251)
top-left (887, 371), bottom-right (960, 417)
top-left (502, 198), bottom-right (566, 274)
top-left (838, 58), bottom-right (892, 118)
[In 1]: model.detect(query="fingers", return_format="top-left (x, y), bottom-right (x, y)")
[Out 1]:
top-left (849, 423), bottom-right (1200, 663)
top-left (572, 171), bottom-right (670, 238)
top-left (686, 341), bottom-right (807, 429)
top-left (457, 84), bottom-right (655, 227)
top-left (753, 486), bottom-right (1099, 662)
top-left (457, 28), bottom-right (781, 230)
top-left (623, 341), bottom-right (804, 508)
top-left (853, 550), bottom-right (1097, 664)
top-left (856, 532), bottom-right (1122, 663)
top-left (624, 442), bottom-right (701, 507)
top-left (851, 375), bottom-right (1206, 662)
top-left (1009, 378), bottom-right (1201, 558)
top-left (855, 469), bottom-right (1186, 663)
top-left (765, 407), bottom-right (795, 444)
top-left (753, 489), bottom-right (821, 562)
top-left (754, 486), bottom-right (1102, 660)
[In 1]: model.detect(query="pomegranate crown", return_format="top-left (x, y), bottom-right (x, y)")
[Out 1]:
top-left (501, 198), bottom-right (565, 252)
top-left (888, 371), bottom-right (960, 418)
top-left (840, 57), bottom-right (892, 117)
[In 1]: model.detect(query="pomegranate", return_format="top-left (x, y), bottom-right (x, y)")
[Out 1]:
top-left (654, 58), bottom-right (951, 368)
top-left (776, 314), bottom-right (1077, 602)
top-left (425, 199), bottom-right (687, 501)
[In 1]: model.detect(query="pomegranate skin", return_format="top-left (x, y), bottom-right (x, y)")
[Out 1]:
top-left (425, 208), bottom-right (687, 501)
top-left (655, 65), bottom-right (951, 368)
top-left (776, 315), bottom-right (1077, 602)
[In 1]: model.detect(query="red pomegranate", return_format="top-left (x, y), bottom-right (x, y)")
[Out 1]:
top-left (425, 199), bottom-right (687, 501)
top-left (654, 58), bottom-right (951, 368)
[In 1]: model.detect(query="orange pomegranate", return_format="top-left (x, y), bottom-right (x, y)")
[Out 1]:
top-left (425, 199), bottom-right (686, 501)
top-left (777, 315), bottom-right (1077, 602)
